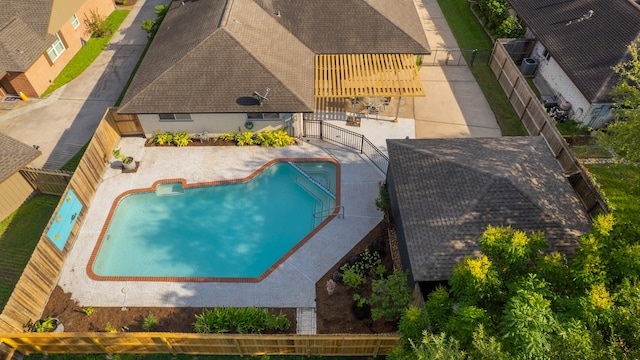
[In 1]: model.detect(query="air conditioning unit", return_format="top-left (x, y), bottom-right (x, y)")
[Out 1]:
top-left (520, 57), bottom-right (538, 76)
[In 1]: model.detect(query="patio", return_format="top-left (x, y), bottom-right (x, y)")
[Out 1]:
top-left (57, 137), bottom-right (385, 311)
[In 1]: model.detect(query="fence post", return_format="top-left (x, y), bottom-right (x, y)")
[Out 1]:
top-left (360, 135), bottom-right (364, 154)
top-left (319, 120), bottom-right (323, 140)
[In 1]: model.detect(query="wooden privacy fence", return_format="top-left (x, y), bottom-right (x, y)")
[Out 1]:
top-left (0, 333), bottom-right (399, 356)
top-left (106, 107), bottom-right (143, 136)
top-left (0, 109), bottom-right (121, 334)
top-left (489, 40), bottom-right (608, 217)
top-left (20, 168), bottom-right (73, 195)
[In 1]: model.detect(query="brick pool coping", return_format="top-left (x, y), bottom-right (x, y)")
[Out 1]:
top-left (86, 157), bottom-right (341, 283)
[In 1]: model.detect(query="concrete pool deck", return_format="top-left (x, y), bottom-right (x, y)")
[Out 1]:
top-left (58, 138), bottom-right (384, 316)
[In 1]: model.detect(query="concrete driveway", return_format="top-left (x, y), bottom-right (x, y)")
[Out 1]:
top-left (413, 0), bottom-right (501, 138)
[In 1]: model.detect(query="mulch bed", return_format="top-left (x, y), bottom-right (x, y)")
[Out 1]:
top-left (42, 221), bottom-right (395, 334)
top-left (144, 138), bottom-right (238, 147)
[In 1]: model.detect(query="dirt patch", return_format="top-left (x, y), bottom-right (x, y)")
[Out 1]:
top-left (42, 287), bottom-right (296, 333)
top-left (42, 221), bottom-right (394, 334)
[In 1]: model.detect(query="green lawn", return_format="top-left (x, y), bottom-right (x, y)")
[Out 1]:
top-left (584, 163), bottom-right (640, 224)
top-left (436, 0), bottom-right (527, 136)
top-left (41, 10), bottom-right (130, 98)
top-left (0, 195), bottom-right (60, 312)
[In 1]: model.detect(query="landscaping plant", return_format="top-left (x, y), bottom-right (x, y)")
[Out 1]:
top-left (82, 307), bottom-right (95, 317)
top-left (368, 269), bottom-right (413, 322)
top-left (84, 9), bottom-right (111, 38)
top-left (142, 314), bottom-right (157, 331)
top-left (193, 307), bottom-right (289, 334)
top-left (172, 131), bottom-right (192, 147)
top-left (104, 322), bottom-right (117, 333)
top-left (391, 214), bottom-right (640, 358)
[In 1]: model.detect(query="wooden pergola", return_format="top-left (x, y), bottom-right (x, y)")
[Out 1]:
top-left (314, 54), bottom-right (424, 98)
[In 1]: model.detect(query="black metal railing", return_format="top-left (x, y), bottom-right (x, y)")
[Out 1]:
top-left (303, 119), bottom-right (389, 174)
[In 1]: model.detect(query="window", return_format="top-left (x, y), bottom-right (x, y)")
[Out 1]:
top-left (70, 13), bottom-right (80, 29)
top-left (542, 49), bottom-right (551, 61)
top-left (46, 33), bottom-right (66, 62)
top-left (247, 113), bottom-right (280, 120)
top-left (158, 113), bottom-right (193, 122)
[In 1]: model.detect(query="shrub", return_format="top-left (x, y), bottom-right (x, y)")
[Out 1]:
top-left (235, 131), bottom-right (255, 146)
top-left (423, 286), bottom-right (453, 333)
top-left (173, 131), bottom-right (192, 147)
top-left (82, 307), bottom-right (95, 317)
top-left (219, 133), bottom-right (236, 141)
top-left (104, 322), bottom-right (117, 333)
top-left (375, 184), bottom-right (391, 214)
top-left (398, 305), bottom-right (430, 344)
top-left (141, 4), bottom-right (168, 38)
top-left (193, 307), bottom-right (289, 334)
top-left (142, 314), bottom-right (157, 331)
top-left (148, 130), bottom-right (174, 145)
top-left (254, 129), bottom-right (294, 147)
top-left (369, 269), bottom-right (414, 322)
top-left (84, 9), bottom-right (111, 38)
top-left (341, 266), bottom-right (366, 290)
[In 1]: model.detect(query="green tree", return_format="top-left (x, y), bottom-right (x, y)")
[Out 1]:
top-left (411, 332), bottom-right (467, 360)
top-left (501, 288), bottom-right (556, 359)
top-left (595, 40), bottom-right (640, 162)
top-left (369, 269), bottom-right (414, 322)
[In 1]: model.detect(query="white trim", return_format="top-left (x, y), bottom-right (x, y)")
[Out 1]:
top-left (70, 13), bottom-right (80, 29)
top-left (46, 33), bottom-right (66, 63)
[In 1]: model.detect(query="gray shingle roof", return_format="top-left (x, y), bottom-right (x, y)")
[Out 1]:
top-left (118, 0), bottom-right (430, 114)
top-left (387, 137), bottom-right (591, 282)
top-left (255, 0), bottom-right (430, 54)
top-left (0, 0), bottom-right (55, 73)
top-left (0, 133), bottom-right (40, 182)
top-left (507, 0), bottom-right (640, 103)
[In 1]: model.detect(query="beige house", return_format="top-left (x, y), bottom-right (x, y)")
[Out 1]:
top-left (0, 133), bottom-right (41, 221)
top-left (0, 0), bottom-right (115, 98)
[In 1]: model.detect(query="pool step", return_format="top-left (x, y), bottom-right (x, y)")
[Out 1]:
top-left (288, 162), bottom-right (335, 199)
top-left (155, 182), bottom-right (184, 196)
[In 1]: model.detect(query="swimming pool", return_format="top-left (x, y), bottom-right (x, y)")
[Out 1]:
top-left (88, 159), bottom-right (339, 282)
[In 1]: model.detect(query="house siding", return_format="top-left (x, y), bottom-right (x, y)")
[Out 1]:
top-left (531, 42), bottom-right (612, 128)
top-left (13, 0), bottom-right (114, 96)
top-left (139, 113), bottom-right (289, 137)
top-left (0, 172), bottom-right (35, 222)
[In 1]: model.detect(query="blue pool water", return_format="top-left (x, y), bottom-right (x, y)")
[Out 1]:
top-left (91, 161), bottom-right (337, 279)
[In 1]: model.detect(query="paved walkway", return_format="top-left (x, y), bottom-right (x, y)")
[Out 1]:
top-left (0, 0), bottom-right (165, 169)
top-left (58, 140), bottom-right (383, 337)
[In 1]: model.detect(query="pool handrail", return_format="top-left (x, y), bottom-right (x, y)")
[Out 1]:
top-left (313, 205), bottom-right (344, 219)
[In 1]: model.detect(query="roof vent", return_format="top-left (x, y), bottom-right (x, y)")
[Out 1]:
top-left (275, 10), bottom-right (281, 17)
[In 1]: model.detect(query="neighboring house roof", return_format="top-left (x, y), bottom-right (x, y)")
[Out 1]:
top-left (118, 0), bottom-right (430, 114)
top-left (387, 137), bottom-right (591, 282)
top-left (508, 0), bottom-right (640, 103)
top-left (0, 133), bottom-right (40, 183)
top-left (0, 0), bottom-right (56, 73)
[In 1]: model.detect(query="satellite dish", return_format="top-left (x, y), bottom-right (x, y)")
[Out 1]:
top-left (253, 87), bottom-right (271, 106)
